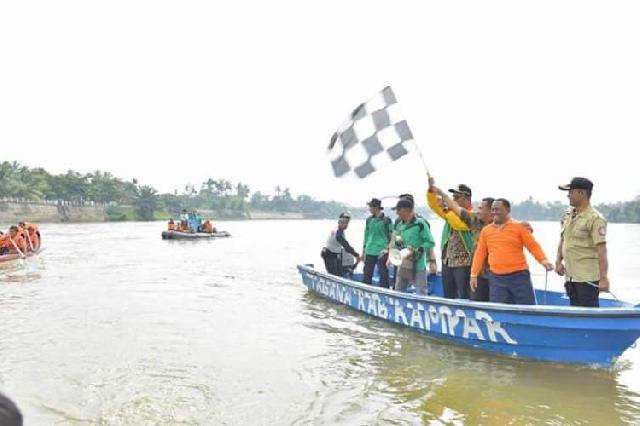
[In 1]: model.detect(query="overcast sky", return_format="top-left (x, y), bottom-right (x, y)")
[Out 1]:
top-left (1, 1), bottom-right (639, 207)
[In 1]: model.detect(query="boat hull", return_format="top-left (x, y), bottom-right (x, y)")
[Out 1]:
top-left (161, 230), bottom-right (231, 240)
top-left (298, 264), bottom-right (640, 366)
top-left (0, 250), bottom-right (41, 270)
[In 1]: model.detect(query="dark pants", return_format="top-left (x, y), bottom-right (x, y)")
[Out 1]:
top-left (321, 250), bottom-right (342, 276)
top-left (565, 281), bottom-right (600, 307)
top-left (489, 270), bottom-right (536, 305)
top-left (471, 276), bottom-right (490, 302)
top-left (442, 265), bottom-right (471, 299)
top-left (362, 254), bottom-right (390, 288)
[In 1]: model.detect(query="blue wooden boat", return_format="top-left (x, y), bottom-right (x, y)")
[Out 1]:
top-left (297, 264), bottom-right (640, 366)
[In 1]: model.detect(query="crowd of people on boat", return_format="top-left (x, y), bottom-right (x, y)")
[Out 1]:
top-left (167, 209), bottom-right (217, 234)
top-left (0, 222), bottom-right (42, 256)
top-left (322, 176), bottom-right (609, 308)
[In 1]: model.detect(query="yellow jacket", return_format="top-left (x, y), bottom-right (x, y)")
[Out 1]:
top-left (426, 191), bottom-right (470, 231)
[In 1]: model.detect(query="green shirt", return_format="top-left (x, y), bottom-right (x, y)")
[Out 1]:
top-left (394, 216), bottom-right (436, 272)
top-left (561, 206), bottom-right (607, 282)
top-left (363, 214), bottom-right (393, 256)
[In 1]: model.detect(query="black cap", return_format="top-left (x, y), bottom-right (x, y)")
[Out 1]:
top-left (559, 177), bottom-right (593, 192)
top-left (448, 184), bottom-right (472, 197)
top-left (366, 198), bottom-right (383, 209)
top-left (394, 198), bottom-right (414, 210)
top-left (392, 194), bottom-right (414, 210)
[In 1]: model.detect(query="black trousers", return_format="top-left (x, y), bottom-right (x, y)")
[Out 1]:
top-left (442, 265), bottom-right (471, 299)
top-left (471, 276), bottom-right (490, 301)
top-left (322, 250), bottom-right (342, 276)
top-left (362, 254), bottom-right (390, 288)
top-left (565, 281), bottom-right (600, 307)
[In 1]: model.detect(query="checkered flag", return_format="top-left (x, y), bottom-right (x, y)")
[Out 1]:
top-left (328, 86), bottom-right (415, 178)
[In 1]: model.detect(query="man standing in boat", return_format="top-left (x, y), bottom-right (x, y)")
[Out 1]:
top-left (321, 213), bottom-right (360, 277)
top-left (555, 177), bottom-right (610, 307)
top-left (470, 199), bottom-right (554, 305)
top-left (427, 177), bottom-right (478, 300)
top-left (430, 184), bottom-right (496, 301)
top-left (361, 198), bottom-right (393, 288)
top-left (389, 196), bottom-right (436, 295)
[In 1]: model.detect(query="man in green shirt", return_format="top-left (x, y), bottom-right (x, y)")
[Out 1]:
top-left (389, 196), bottom-right (436, 295)
top-left (555, 177), bottom-right (610, 307)
top-left (362, 198), bottom-right (393, 288)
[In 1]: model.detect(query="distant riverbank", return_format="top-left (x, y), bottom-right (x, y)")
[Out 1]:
top-left (0, 200), bottom-right (318, 224)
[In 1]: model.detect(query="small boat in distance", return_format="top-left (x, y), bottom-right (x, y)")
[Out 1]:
top-left (161, 230), bottom-right (231, 240)
top-left (163, 211), bottom-right (229, 240)
top-left (297, 264), bottom-right (640, 366)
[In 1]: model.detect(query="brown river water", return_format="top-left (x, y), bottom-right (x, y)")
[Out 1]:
top-left (1, 220), bottom-right (639, 425)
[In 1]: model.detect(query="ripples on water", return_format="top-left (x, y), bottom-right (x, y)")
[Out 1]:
top-left (0, 220), bottom-right (639, 425)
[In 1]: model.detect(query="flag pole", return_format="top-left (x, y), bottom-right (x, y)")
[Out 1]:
top-left (412, 140), bottom-right (431, 178)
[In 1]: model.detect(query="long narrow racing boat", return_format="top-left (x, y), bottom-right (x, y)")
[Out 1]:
top-left (297, 264), bottom-right (640, 366)
top-left (161, 230), bottom-right (231, 240)
top-left (0, 249), bottom-right (41, 271)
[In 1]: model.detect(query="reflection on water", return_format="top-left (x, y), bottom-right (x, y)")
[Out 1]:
top-left (0, 220), bottom-right (639, 425)
top-left (301, 292), bottom-right (640, 425)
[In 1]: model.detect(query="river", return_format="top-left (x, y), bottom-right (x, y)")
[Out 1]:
top-left (1, 220), bottom-right (639, 425)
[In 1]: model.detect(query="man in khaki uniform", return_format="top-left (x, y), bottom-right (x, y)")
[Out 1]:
top-left (555, 177), bottom-right (609, 307)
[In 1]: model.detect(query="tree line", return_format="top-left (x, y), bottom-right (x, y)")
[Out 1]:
top-left (0, 161), bottom-right (352, 221)
top-left (3, 162), bottom-right (639, 223)
top-left (510, 196), bottom-right (640, 224)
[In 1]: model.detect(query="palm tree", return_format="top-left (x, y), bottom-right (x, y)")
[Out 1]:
top-left (134, 185), bottom-right (159, 220)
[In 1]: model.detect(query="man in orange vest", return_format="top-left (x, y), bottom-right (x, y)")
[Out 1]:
top-left (2, 226), bottom-right (28, 255)
top-left (27, 224), bottom-right (41, 251)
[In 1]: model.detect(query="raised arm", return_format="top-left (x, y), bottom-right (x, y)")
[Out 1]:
top-left (428, 188), bottom-right (471, 231)
top-left (426, 190), bottom-right (447, 220)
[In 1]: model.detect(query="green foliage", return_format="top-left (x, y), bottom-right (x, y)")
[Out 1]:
top-left (134, 185), bottom-right (159, 221)
top-left (511, 197), bottom-right (566, 222)
top-left (510, 196), bottom-right (640, 224)
top-left (105, 205), bottom-right (136, 221)
top-left (0, 162), bottom-right (355, 220)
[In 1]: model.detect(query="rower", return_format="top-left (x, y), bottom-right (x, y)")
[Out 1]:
top-left (202, 220), bottom-right (214, 234)
top-left (26, 224), bottom-right (41, 251)
top-left (321, 213), bottom-right (360, 277)
top-left (19, 222), bottom-right (39, 252)
top-left (180, 209), bottom-right (189, 231)
top-left (2, 226), bottom-right (28, 255)
top-left (168, 219), bottom-right (177, 231)
top-left (0, 231), bottom-right (7, 255)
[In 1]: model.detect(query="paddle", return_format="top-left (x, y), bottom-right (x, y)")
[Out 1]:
top-left (8, 237), bottom-right (26, 259)
top-left (24, 232), bottom-right (35, 252)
